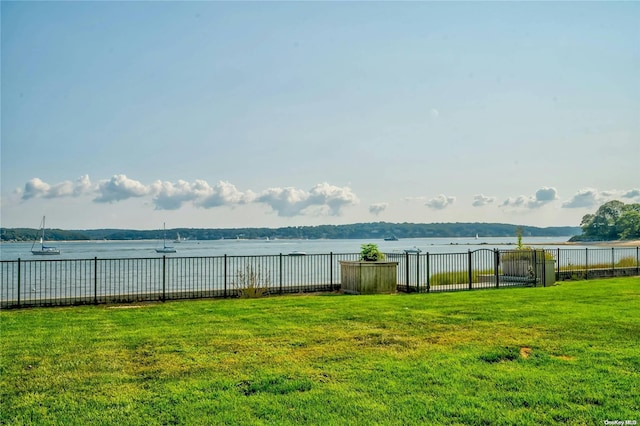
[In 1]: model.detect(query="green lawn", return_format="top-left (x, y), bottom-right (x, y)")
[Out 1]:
top-left (1, 278), bottom-right (639, 425)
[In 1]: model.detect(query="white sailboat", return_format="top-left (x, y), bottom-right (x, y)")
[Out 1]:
top-left (156, 223), bottom-right (176, 254)
top-left (31, 216), bottom-right (60, 255)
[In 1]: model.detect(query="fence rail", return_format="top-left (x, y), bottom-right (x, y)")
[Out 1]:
top-left (1, 247), bottom-right (638, 309)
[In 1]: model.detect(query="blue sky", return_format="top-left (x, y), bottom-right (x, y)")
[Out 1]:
top-left (2, 1), bottom-right (639, 230)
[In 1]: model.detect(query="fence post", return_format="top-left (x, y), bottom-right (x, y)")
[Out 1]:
top-left (279, 253), bottom-right (283, 295)
top-left (468, 250), bottom-right (472, 290)
top-left (405, 252), bottom-right (410, 291)
top-left (536, 250), bottom-right (542, 287)
top-left (637, 247), bottom-right (639, 276)
top-left (329, 252), bottom-right (333, 291)
top-left (496, 249), bottom-right (500, 286)
top-left (426, 253), bottom-right (430, 293)
top-left (94, 257), bottom-right (98, 305)
top-left (17, 258), bottom-right (21, 308)
top-left (224, 254), bottom-right (227, 298)
top-left (162, 256), bottom-right (166, 302)
top-left (416, 253), bottom-right (420, 294)
top-left (612, 247), bottom-right (615, 274)
top-left (585, 248), bottom-right (589, 280)
top-left (557, 248), bottom-right (560, 280)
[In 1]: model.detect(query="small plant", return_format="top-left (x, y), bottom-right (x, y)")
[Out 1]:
top-left (360, 243), bottom-right (385, 261)
top-left (503, 228), bottom-right (554, 261)
top-left (233, 264), bottom-right (270, 298)
top-left (516, 226), bottom-right (525, 250)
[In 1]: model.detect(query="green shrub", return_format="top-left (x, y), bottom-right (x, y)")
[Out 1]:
top-left (360, 243), bottom-right (385, 261)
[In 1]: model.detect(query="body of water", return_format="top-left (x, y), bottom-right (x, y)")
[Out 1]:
top-left (0, 236), bottom-right (586, 261)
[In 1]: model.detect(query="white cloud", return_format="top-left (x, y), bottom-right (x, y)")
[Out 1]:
top-left (256, 187), bottom-right (310, 217)
top-left (21, 178), bottom-right (50, 200)
top-left (562, 187), bottom-right (640, 209)
top-left (21, 175), bottom-right (95, 200)
top-left (149, 179), bottom-right (199, 210)
top-left (73, 175), bottom-right (94, 196)
top-left (425, 194), bottom-right (455, 210)
top-left (369, 202), bottom-right (388, 215)
top-left (535, 187), bottom-right (558, 203)
top-left (472, 194), bottom-right (496, 207)
top-left (256, 183), bottom-right (358, 217)
top-left (501, 195), bottom-right (527, 208)
top-left (17, 175), bottom-right (358, 218)
top-left (307, 183), bottom-right (358, 215)
top-left (94, 175), bottom-right (150, 203)
top-left (622, 189), bottom-right (640, 200)
top-left (196, 181), bottom-right (256, 209)
top-left (502, 187), bottom-right (558, 209)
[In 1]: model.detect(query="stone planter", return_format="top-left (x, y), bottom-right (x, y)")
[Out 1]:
top-left (501, 259), bottom-right (532, 277)
top-left (501, 256), bottom-right (556, 286)
top-left (536, 259), bottom-right (556, 287)
top-left (339, 261), bottom-right (398, 294)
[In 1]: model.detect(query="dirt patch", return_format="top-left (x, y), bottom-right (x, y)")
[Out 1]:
top-left (520, 347), bottom-right (532, 358)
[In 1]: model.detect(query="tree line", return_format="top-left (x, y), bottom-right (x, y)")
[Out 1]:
top-left (1, 222), bottom-right (580, 242)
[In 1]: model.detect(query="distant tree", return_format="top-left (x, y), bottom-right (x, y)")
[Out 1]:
top-left (617, 204), bottom-right (640, 239)
top-left (580, 200), bottom-right (640, 240)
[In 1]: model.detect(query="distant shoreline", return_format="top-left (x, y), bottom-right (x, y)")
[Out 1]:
top-left (529, 240), bottom-right (640, 247)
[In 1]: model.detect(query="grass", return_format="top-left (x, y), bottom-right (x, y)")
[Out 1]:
top-left (1, 277), bottom-right (639, 425)
top-left (430, 269), bottom-right (494, 285)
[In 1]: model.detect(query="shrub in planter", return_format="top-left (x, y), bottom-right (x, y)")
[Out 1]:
top-left (360, 243), bottom-right (385, 261)
top-left (340, 244), bottom-right (396, 294)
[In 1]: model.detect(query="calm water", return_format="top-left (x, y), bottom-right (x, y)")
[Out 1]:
top-left (0, 236), bottom-right (584, 261)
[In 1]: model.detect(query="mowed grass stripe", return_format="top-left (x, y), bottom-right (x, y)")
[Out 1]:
top-left (1, 278), bottom-right (638, 425)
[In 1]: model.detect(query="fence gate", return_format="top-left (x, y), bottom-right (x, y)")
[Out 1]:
top-left (469, 249), bottom-right (501, 290)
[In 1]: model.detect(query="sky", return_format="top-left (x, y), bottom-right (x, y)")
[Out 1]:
top-left (1, 1), bottom-right (639, 231)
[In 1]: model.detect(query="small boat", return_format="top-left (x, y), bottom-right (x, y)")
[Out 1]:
top-left (156, 223), bottom-right (176, 254)
top-left (403, 247), bottom-right (422, 254)
top-left (173, 232), bottom-right (183, 243)
top-left (384, 235), bottom-right (399, 241)
top-left (288, 251), bottom-right (307, 256)
top-left (31, 216), bottom-right (60, 255)
top-left (475, 234), bottom-right (479, 240)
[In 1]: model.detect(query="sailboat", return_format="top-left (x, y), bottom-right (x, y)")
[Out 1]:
top-left (31, 216), bottom-right (60, 255)
top-left (173, 232), bottom-right (183, 243)
top-left (156, 223), bottom-right (176, 254)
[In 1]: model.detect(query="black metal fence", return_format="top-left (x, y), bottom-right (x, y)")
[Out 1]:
top-left (1, 247), bottom-right (638, 309)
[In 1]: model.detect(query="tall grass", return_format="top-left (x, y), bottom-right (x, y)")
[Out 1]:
top-left (559, 255), bottom-right (640, 271)
top-left (430, 269), bottom-right (494, 285)
top-left (1, 277), bottom-right (639, 425)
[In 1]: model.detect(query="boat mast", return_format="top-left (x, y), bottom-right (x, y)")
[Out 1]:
top-left (41, 216), bottom-right (46, 249)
